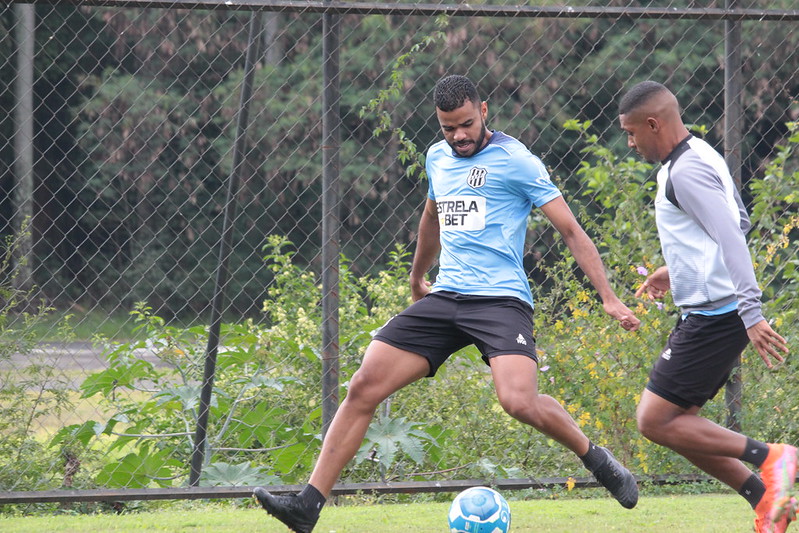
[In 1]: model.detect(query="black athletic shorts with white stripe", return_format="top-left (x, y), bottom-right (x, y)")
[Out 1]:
top-left (646, 310), bottom-right (749, 409)
top-left (373, 290), bottom-right (538, 377)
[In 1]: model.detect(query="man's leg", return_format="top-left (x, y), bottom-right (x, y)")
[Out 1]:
top-left (637, 389), bottom-right (750, 458)
top-left (308, 341), bottom-right (430, 495)
top-left (675, 449), bottom-right (799, 533)
top-left (637, 388), bottom-right (797, 532)
top-left (489, 354), bottom-right (638, 509)
top-left (490, 354), bottom-right (587, 453)
top-left (254, 340), bottom-right (430, 532)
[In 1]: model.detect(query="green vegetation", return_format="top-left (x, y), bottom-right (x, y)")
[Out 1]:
top-left (0, 494), bottom-right (758, 532)
top-left (2, 11), bottom-right (797, 504)
top-left (24, 309), bottom-right (143, 343)
top-left (2, 6), bottom-right (797, 317)
top-left (22, 126), bottom-right (797, 495)
top-left (0, 229), bottom-right (76, 492)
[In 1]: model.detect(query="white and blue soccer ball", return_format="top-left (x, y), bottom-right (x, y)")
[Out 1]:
top-left (447, 486), bottom-right (511, 533)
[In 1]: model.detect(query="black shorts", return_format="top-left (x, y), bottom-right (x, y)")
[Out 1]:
top-left (373, 291), bottom-right (538, 377)
top-left (646, 310), bottom-right (749, 409)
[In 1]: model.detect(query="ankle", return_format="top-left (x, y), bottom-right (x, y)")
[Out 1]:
top-left (579, 442), bottom-right (606, 472)
top-left (740, 438), bottom-right (770, 468)
top-left (740, 473), bottom-right (766, 510)
top-left (299, 484), bottom-right (326, 513)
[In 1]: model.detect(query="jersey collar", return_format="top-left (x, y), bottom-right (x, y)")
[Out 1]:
top-left (661, 134), bottom-right (693, 165)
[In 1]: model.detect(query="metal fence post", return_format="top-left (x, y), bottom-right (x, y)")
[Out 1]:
top-left (724, 0), bottom-right (743, 433)
top-left (188, 11), bottom-right (262, 486)
top-left (12, 3), bottom-right (35, 294)
top-left (321, 2), bottom-right (341, 439)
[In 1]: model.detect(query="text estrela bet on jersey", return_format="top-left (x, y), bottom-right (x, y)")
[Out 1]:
top-left (425, 131), bottom-right (561, 308)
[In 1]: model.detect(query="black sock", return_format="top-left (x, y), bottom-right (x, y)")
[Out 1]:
top-left (740, 437), bottom-right (770, 468)
top-left (739, 473), bottom-right (766, 510)
top-left (579, 441), bottom-right (606, 472)
top-left (299, 484), bottom-right (326, 513)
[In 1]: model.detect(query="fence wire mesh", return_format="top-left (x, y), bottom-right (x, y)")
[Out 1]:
top-left (1, 0), bottom-right (798, 504)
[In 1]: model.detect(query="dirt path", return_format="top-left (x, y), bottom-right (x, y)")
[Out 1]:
top-left (1, 341), bottom-right (169, 387)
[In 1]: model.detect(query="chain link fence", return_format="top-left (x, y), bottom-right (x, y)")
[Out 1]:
top-left (1, 0), bottom-right (798, 505)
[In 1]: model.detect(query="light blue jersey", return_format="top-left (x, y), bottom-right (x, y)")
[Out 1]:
top-left (425, 131), bottom-right (561, 308)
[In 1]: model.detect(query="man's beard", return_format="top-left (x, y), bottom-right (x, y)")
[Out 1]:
top-left (449, 120), bottom-right (487, 157)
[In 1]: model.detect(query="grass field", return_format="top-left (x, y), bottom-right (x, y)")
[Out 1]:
top-left (0, 493), bottom-right (759, 532)
top-left (24, 309), bottom-right (140, 342)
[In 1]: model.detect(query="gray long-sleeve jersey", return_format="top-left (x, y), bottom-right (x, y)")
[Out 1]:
top-left (655, 135), bottom-right (764, 329)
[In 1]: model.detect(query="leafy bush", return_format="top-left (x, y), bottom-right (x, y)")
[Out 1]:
top-left (739, 121), bottom-right (799, 445)
top-left (0, 229), bottom-right (76, 491)
top-left (53, 237), bottom-right (415, 488)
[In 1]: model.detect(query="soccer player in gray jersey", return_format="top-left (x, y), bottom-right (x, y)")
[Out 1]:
top-left (619, 80), bottom-right (794, 533)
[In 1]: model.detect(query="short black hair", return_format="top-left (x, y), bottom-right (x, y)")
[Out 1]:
top-left (619, 80), bottom-right (668, 115)
top-left (434, 75), bottom-right (480, 112)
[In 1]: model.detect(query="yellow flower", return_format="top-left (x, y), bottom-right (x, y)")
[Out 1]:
top-left (636, 452), bottom-right (649, 474)
top-left (566, 477), bottom-right (576, 491)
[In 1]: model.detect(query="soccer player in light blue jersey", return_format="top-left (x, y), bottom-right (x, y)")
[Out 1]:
top-left (254, 75), bottom-right (641, 532)
top-left (620, 80), bottom-right (794, 533)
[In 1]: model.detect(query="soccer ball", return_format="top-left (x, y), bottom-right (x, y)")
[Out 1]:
top-left (447, 486), bottom-right (511, 533)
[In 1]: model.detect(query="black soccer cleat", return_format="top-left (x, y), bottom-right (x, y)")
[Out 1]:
top-left (590, 447), bottom-right (639, 509)
top-left (253, 487), bottom-right (320, 533)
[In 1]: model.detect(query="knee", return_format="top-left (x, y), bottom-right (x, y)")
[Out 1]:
top-left (636, 407), bottom-right (664, 443)
top-left (342, 368), bottom-right (384, 409)
top-left (498, 393), bottom-right (543, 427)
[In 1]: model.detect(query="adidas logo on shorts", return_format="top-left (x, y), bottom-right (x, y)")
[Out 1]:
top-left (661, 348), bottom-right (672, 360)
top-left (516, 334), bottom-right (527, 345)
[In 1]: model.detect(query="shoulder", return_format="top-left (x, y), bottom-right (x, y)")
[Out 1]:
top-left (487, 131), bottom-right (530, 156)
top-left (488, 132), bottom-right (546, 171)
top-left (669, 138), bottom-right (725, 189)
top-left (686, 137), bottom-right (725, 162)
top-left (427, 139), bottom-right (451, 159)
top-left (674, 138), bottom-right (726, 173)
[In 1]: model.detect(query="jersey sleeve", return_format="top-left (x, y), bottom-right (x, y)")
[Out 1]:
top-left (671, 160), bottom-right (764, 328)
top-left (506, 149), bottom-right (562, 207)
top-left (425, 145), bottom-right (438, 201)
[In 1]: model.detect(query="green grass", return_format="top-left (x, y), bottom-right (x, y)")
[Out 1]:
top-left (23, 307), bottom-right (247, 343)
top-left (20, 307), bottom-right (208, 342)
top-left (0, 493), bottom-right (757, 532)
top-left (19, 308), bottom-right (142, 342)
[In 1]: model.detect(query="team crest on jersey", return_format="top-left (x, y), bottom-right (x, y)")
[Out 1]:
top-left (466, 166), bottom-right (488, 189)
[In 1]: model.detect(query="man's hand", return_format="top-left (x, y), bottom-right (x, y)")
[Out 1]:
top-left (603, 298), bottom-right (641, 332)
top-left (747, 320), bottom-right (789, 369)
top-left (410, 274), bottom-right (432, 302)
top-left (636, 266), bottom-right (670, 301)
